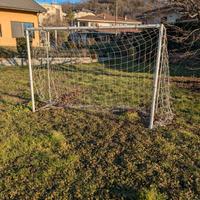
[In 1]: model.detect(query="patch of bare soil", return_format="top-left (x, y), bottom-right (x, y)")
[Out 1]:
top-left (171, 77), bottom-right (200, 92)
top-left (57, 87), bottom-right (87, 105)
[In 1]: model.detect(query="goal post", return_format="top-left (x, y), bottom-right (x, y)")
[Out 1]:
top-left (26, 29), bottom-right (35, 112)
top-left (149, 24), bottom-right (164, 129)
top-left (26, 24), bottom-right (173, 129)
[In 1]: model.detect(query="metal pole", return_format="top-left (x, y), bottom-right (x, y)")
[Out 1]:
top-left (46, 31), bottom-right (52, 103)
top-left (26, 24), bottom-right (161, 31)
top-left (26, 29), bottom-right (36, 112)
top-left (149, 24), bottom-right (164, 129)
top-left (55, 30), bottom-right (58, 47)
top-left (115, 0), bottom-right (118, 26)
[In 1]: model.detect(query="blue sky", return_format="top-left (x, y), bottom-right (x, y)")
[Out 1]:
top-left (37, 0), bottom-right (80, 4)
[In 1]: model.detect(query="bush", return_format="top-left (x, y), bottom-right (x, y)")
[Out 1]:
top-left (0, 47), bottom-right (18, 58)
top-left (16, 37), bottom-right (32, 58)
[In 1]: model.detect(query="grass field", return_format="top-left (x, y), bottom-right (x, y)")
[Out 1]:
top-left (0, 66), bottom-right (200, 199)
top-left (32, 63), bottom-right (153, 110)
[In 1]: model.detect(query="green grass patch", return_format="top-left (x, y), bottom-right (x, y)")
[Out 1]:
top-left (0, 66), bottom-right (200, 199)
top-left (33, 63), bottom-right (153, 110)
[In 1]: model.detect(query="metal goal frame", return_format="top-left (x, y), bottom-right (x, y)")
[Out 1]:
top-left (26, 24), bottom-right (168, 129)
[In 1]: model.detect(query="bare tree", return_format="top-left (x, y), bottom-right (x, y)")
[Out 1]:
top-left (166, 0), bottom-right (200, 68)
top-left (61, 0), bottom-right (200, 69)
top-left (68, 0), bottom-right (159, 18)
top-left (170, 0), bottom-right (200, 20)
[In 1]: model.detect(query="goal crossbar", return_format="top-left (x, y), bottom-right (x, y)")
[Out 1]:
top-left (26, 24), bottom-right (161, 31)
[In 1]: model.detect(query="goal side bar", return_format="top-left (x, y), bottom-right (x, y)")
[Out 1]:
top-left (149, 24), bottom-right (165, 129)
top-left (26, 29), bottom-right (36, 112)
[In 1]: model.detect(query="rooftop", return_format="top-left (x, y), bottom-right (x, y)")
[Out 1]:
top-left (77, 13), bottom-right (141, 24)
top-left (0, 0), bottom-right (46, 13)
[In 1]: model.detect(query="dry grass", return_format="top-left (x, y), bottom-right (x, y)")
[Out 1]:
top-left (0, 66), bottom-right (199, 199)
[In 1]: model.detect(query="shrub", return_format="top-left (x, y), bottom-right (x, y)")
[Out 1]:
top-left (0, 47), bottom-right (17, 58)
top-left (16, 37), bottom-right (32, 58)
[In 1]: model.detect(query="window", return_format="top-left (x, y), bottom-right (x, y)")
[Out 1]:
top-left (23, 22), bottom-right (35, 38)
top-left (0, 24), bottom-right (2, 37)
top-left (80, 22), bottom-right (88, 27)
top-left (23, 22), bottom-right (34, 30)
top-left (11, 21), bottom-right (34, 38)
top-left (11, 21), bottom-right (24, 38)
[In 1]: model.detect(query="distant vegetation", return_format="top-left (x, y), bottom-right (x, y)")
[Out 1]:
top-left (62, 0), bottom-right (162, 19)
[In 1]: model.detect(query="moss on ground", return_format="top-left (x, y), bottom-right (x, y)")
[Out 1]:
top-left (0, 67), bottom-right (199, 199)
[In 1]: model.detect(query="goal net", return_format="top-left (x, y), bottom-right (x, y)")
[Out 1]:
top-left (26, 25), bottom-right (173, 128)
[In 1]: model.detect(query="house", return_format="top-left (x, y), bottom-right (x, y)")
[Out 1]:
top-left (74, 9), bottom-right (95, 19)
top-left (0, 0), bottom-right (45, 47)
top-left (39, 3), bottom-right (66, 26)
top-left (75, 13), bottom-right (141, 28)
top-left (136, 6), bottom-right (183, 24)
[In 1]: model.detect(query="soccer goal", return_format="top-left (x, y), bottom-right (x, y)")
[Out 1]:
top-left (26, 24), bottom-right (173, 129)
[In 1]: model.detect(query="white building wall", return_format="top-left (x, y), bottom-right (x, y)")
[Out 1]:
top-left (144, 11), bottom-right (182, 24)
top-left (167, 13), bottom-right (182, 23)
top-left (74, 11), bottom-right (95, 19)
top-left (39, 4), bottom-right (66, 26)
top-left (78, 21), bottom-right (140, 27)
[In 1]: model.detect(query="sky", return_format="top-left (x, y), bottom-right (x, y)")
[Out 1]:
top-left (37, 0), bottom-right (80, 4)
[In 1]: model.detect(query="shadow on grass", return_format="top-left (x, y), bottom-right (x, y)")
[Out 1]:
top-left (42, 63), bottom-right (153, 81)
top-left (0, 92), bottom-right (32, 112)
top-left (108, 184), bottom-right (139, 199)
top-left (39, 104), bottom-right (150, 128)
top-left (1, 92), bottom-right (30, 102)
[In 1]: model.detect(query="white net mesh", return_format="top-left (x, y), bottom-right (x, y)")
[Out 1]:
top-left (28, 25), bottom-right (173, 127)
